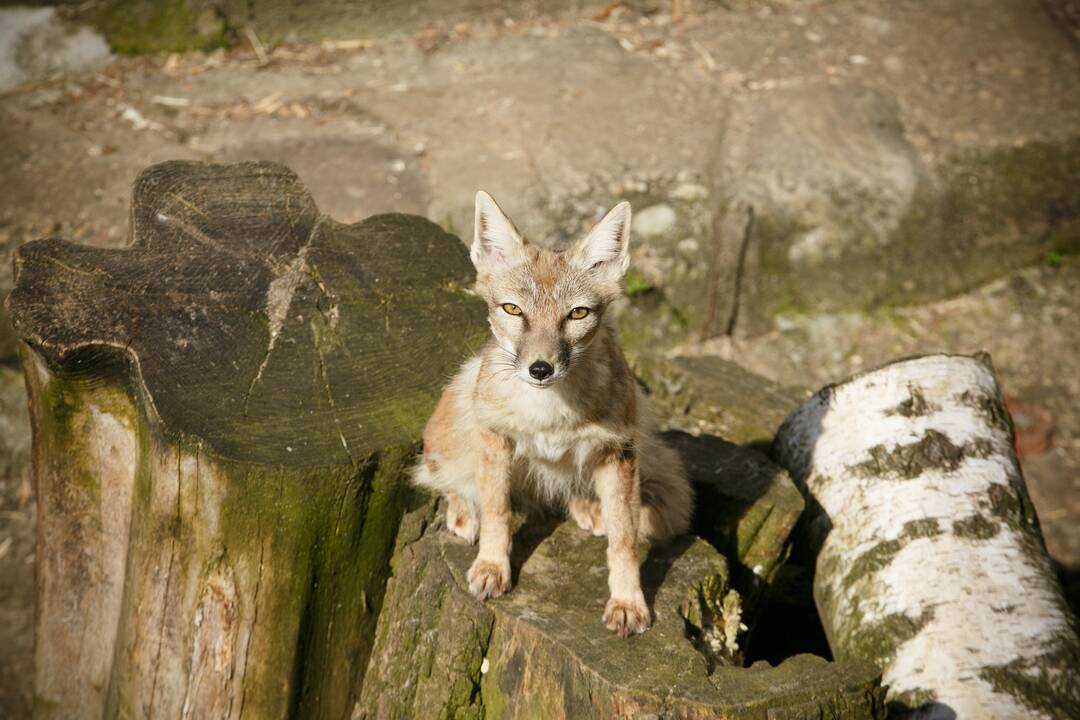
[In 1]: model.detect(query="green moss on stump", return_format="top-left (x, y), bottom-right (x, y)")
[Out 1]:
top-left (95, 0), bottom-right (233, 54)
top-left (361, 504), bottom-right (886, 719)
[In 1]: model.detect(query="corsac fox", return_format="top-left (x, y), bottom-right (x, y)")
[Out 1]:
top-left (412, 191), bottom-right (693, 636)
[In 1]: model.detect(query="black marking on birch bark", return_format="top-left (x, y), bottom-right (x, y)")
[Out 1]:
top-left (986, 481), bottom-right (1039, 533)
top-left (956, 389), bottom-right (1014, 437)
top-left (979, 645), bottom-right (1080, 720)
top-left (885, 385), bottom-right (938, 417)
top-left (952, 513), bottom-right (1001, 540)
top-left (848, 430), bottom-right (993, 480)
top-left (841, 518), bottom-right (942, 591)
top-left (844, 608), bottom-right (935, 668)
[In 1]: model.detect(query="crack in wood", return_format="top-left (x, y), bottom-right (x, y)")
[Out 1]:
top-left (154, 211), bottom-right (248, 261)
top-left (243, 250), bottom-right (316, 414)
top-left (148, 445), bottom-right (184, 717)
top-left (700, 201), bottom-right (754, 339)
top-left (724, 204), bottom-right (755, 337)
top-left (234, 537), bottom-right (266, 720)
top-left (312, 324), bottom-right (356, 466)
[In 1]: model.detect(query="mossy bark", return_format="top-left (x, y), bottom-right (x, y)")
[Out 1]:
top-left (634, 354), bottom-right (806, 636)
top-left (24, 346), bottom-right (419, 718)
top-left (663, 431), bottom-right (804, 633)
top-left (8, 160), bottom-right (487, 718)
top-left (358, 504), bottom-right (885, 719)
top-left (773, 354), bottom-right (1080, 719)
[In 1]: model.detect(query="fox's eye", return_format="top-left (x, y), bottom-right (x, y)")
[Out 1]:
top-left (501, 303), bottom-right (523, 316)
top-left (568, 307), bottom-right (590, 320)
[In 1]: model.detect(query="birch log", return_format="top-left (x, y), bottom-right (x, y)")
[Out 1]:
top-left (7, 160), bottom-right (486, 719)
top-left (773, 354), bottom-right (1080, 718)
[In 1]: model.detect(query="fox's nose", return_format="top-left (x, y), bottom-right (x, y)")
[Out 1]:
top-left (529, 360), bottom-right (554, 381)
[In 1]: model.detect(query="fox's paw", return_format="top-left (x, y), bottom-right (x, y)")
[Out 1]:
top-left (467, 557), bottom-right (512, 600)
top-left (569, 497), bottom-right (605, 536)
top-left (446, 497), bottom-right (479, 544)
top-left (603, 592), bottom-right (650, 637)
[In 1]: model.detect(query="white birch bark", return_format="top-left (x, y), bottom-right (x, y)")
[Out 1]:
top-left (773, 353), bottom-right (1080, 719)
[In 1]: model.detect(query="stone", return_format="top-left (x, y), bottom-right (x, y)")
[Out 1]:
top-left (0, 7), bottom-right (111, 91)
top-left (707, 82), bottom-right (922, 335)
top-left (706, 82), bottom-right (1080, 336)
top-left (631, 202), bottom-right (679, 238)
top-left (670, 182), bottom-right (710, 202)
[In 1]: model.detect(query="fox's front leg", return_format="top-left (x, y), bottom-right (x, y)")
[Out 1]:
top-left (596, 445), bottom-right (650, 636)
top-left (467, 429), bottom-right (513, 599)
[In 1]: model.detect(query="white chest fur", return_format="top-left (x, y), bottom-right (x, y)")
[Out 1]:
top-left (516, 430), bottom-right (579, 463)
top-left (471, 367), bottom-right (629, 501)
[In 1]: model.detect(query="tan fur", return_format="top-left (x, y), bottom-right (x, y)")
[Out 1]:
top-left (412, 191), bottom-right (694, 636)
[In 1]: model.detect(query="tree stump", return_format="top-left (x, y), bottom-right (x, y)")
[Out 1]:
top-left (634, 353), bottom-right (802, 446)
top-left (773, 354), bottom-right (1080, 718)
top-left (7, 161), bottom-right (487, 719)
top-left (358, 502), bottom-right (885, 719)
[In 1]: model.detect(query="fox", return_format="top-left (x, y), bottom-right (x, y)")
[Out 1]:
top-left (412, 191), bottom-right (693, 637)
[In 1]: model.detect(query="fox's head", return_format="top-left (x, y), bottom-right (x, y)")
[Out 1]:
top-left (470, 190), bottom-right (631, 388)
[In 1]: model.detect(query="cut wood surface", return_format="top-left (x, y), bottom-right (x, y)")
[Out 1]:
top-left (7, 160), bottom-right (486, 719)
top-left (773, 354), bottom-right (1080, 719)
top-left (358, 502), bottom-right (885, 720)
top-left (9, 160), bottom-right (485, 467)
top-left (636, 353), bottom-right (802, 445)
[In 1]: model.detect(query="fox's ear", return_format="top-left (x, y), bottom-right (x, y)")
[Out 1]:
top-left (472, 191), bottom-right (526, 272)
top-left (570, 201), bottom-right (631, 282)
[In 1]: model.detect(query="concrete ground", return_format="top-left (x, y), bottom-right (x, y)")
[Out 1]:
top-left (2, 0), bottom-right (1079, 715)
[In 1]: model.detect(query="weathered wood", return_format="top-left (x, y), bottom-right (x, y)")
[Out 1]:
top-left (635, 354), bottom-right (806, 618)
top-left (773, 354), bottom-right (1080, 719)
top-left (664, 431), bottom-right (804, 630)
top-left (358, 502), bottom-right (886, 719)
top-left (8, 160), bottom-right (487, 718)
top-left (635, 353), bottom-right (802, 445)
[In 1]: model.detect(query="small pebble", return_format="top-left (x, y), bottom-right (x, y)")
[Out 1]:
top-left (669, 183), bottom-right (709, 202)
top-left (632, 204), bottom-right (678, 238)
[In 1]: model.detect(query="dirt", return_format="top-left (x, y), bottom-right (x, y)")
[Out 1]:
top-left (1, 0), bottom-right (1079, 716)
top-left (0, 365), bottom-right (33, 719)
